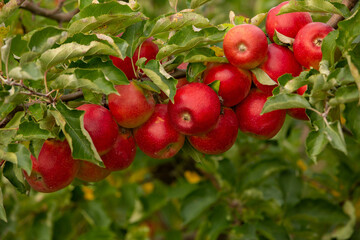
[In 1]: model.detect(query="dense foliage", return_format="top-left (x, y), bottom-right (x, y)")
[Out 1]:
top-left (1, 0), bottom-right (360, 239)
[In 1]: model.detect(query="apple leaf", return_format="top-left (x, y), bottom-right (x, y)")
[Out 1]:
top-left (143, 12), bottom-right (212, 37)
top-left (4, 144), bottom-right (32, 175)
top-left (0, 112), bottom-right (25, 146)
top-left (208, 80), bottom-right (220, 94)
top-left (262, 93), bottom-right (311, 114)
top-left (283, 71), bottom-right (308, 93)
top-left (250, 13), bottom-right (267, 26)
top-left (0, 187), bottom-right (6, 222)
top-left (25, 26), bottom-right (66, 53)
top-left (156, 26), bottom-right (225, 60)
top-left (184, 47), bottom-right (228, 63)
top-left (186, 62), bottom-right (206, 82)
top-left (181, 182), bottom-right (218, 224)
top-left (274, 30), bottom-right (294, 46)
top-left (321, 30), bottom-right (339, 67)
top-left (2, 162), bottom-right (27, 194)
top-left (181, 140), bottom-right (205, 163)
top-left (50, 69), bottom-right (118, 95)
top-left (337, 8), bottom-right (360, 50)
top-left (9, 62), bottom-right (43, 81)
top-left (306, 129), bottom-right (329, 162)
top-left (251, 68), bottom-right (277, 86)
top-left (51, 102), bottom-right (103, 166)
top-left (0, 0), bottom-right (21, 23)
top-left (325, 121), bottom-right (347, 155)
top-left (187, 0), bottom-right (212, 9)
top-left (278, 0), bottom-right (344, 16)
top-left (69, 2), bottom-right (147, 35)
top-left (138, 59), bottom-right (177, 102)
top-left (343, 102), bottom-right (360, 141)
top-left (16, 121), bottom-right (54, 141)
top-left (38, 41), bottom-right (118, 72)
top-left (329, 85), bottom-right (359, 106)
top-left (256, 221), bottom-right (290, 240)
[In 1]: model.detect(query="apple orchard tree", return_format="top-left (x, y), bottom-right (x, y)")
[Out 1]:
top-left (1, 0), bottom-right (360, 239)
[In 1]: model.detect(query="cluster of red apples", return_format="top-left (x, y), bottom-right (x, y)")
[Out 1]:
top-left (24, 1), bottom-right (334, 193)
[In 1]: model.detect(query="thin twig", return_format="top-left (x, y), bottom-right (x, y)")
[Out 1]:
top-left (327, 0), bottom-right (359, 28)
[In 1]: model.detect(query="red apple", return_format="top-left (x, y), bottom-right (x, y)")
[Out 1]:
top-left (203, 63), bottom-right (252, 107)
top-left (188, 107), bottom-right (238, 154)
top-left (223, 24), bottom-right (268, 69)
top-left (253, 43), bottom-right (303, 95)
top-left (110, 38), bottom-right (159, 80)
top-left (287, 85), bottom-right (309, 120)
top-left (235, 89), bottom-right (286, 139)
top-left (168, 82), bottom-right (221, 135)
top-left (134, 104), bottom-right (185, 159)
top-left (266, 1), bottom-right (312, 42)
top-left (23, 140), bottom-right (80, 193)
top-left (293, 22), bottom-right (334, 70)
top-left (102, 128), bottom-right (137, 171)
top-left (108, 81), bottom-right (156, 128)
top-left (76, 161), bottom-right (111, 182)
top-left (76, 104), bottom-right (118, 155)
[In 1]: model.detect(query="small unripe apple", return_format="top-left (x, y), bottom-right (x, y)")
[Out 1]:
top-left (253, 44), bottom-right (303, 95)
top-left (168, 82), bottom-right (221, 135)
top-left (108, 81), bottom-right (156, 128)
top-left (134, 104), bottom-right (185, 159)
top-left (76, 104), bottom-right (119, 155)
top-left (235, 89), bottom-right (286, 139)
top-left (23, 140), bottom-right (80, 193)
top-left (287, 85), bottom-right (309, 120)
top-left (110, 38), bottom-right (159, 80)
top-left (76, 161), bottom-right (111, 182)
top-left (102, 128), bottom-right (137, 171)
top-left (203, 63), bottom-right (252, 107)
top-left (188, 107), bottom-right (238, 154)
top-left (266, 1), bottom-right (312, 42)
top-left (293, 22), bottom-right (334, 70)
top-left (223, 24), bottom-right (268, 69)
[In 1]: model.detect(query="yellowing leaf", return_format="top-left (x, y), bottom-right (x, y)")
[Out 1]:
top-left (184, 170), bottom-right (202, 184)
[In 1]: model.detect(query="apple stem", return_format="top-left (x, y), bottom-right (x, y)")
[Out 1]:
top-left (238, 43), bottom-right (247, 52)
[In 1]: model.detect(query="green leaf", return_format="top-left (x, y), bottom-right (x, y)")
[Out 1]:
top-left (261, 93), bottom-right (311, 114)
top-left (156, 26), bottom-right (224, 60)
top-left (343, 102), bottom-right (360, 141)
top-left (143, 12), bottom-right (212, 37)
top-left (38, 41), bottom-right (118, 72)
top-left (283, 71), bottom-right (309, 93)
top-left (25, 26), bottom-right (66, 53)
top-left (321, 30), bottom-right (339, 67)
top-left (0, 186), bottom-right (6, 222)
top-left (329, 85), bottom-right (359, 106)
top-left (279, 170), bottom-right (302, 207)
top-left (207, 80), bottom-right (220, 94)
top-left (325, 121), bottom-right (347, 155)
top-left (0, 0), bottom-right (21, 23)
top-left (78, 227), bottom-right (116, 240)
top-left (50, 69), bottom-right (118, 95)
top-left (16, 121), bottom-right (54, 140)
top-left (187, 0), bottom-right (211, 9)
top-left (251, 68), bottom-right (277, 86)
top-left (256, 221), bottom-right (290, 240)
top-left (278, 0), bottom-right (343, 16)
top-left (51, 102), bottom-right (103, 165)
top-left (1, 37), bottom-right (12, 67)
top-left (0, 111), bottom-right (25, 146)
top-left (69, 2), bottom-right (147, 35)
top-left (138, 59), bottom-right (177, 101)
top-left (5, 143), bottom-right (32, 175)
top-left (337, 8), bottom-right (360, 50)
top-left (184, 47), bottom-right (228, 63)
top-left (181, 182), bottom-right (218, 224)
top-left (181, 139), bottom-right (205, 163)
top-left (186, 62), bottom-right (206, 82)
top-left (8, 62), bottom-right (43, 81)
top-left (28, 103), bottom-right (45, 122)
top-left (3, 162), bottom-right (27, 194)
top-left (286, 199), bottom-right (349, 225)
top-left (306, 129), bottom-right (328, 162)
top-left (345, 53), bottom-right (360, 104)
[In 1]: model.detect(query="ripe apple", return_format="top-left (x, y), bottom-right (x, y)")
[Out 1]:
top-left (287, 85), bottom-right (309, 120)
top-left (293, 22), bottom-right (334, 70)
top-left (23, 140), bottom-right (80, 193)
top-left (266, 1), bottom-right (312, 42)
top-left (76, 104), bottom-right (118, 155)
top-left (134, 104), bottom-right (185, 159)
top-left (253, 43), bottom-right (303, 95)
top-left (168, 82), bottom-right (221, 135)
top-left (76, 161), bottom-right (111, 182)
top-left (203, 63), bottom-right (252, 107)
top-left (108, 81), bottom-right (156, 128)
top-left (235, 89), bottom-right (286, 139)
top-left (188, 107), bottom-right (238, 154)
top-left (110, 38), bottom-right (159, 80)
top-left (223, 24), bottom-right (268, 69)
top-left (102, 128), bottom-right (137, 171)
